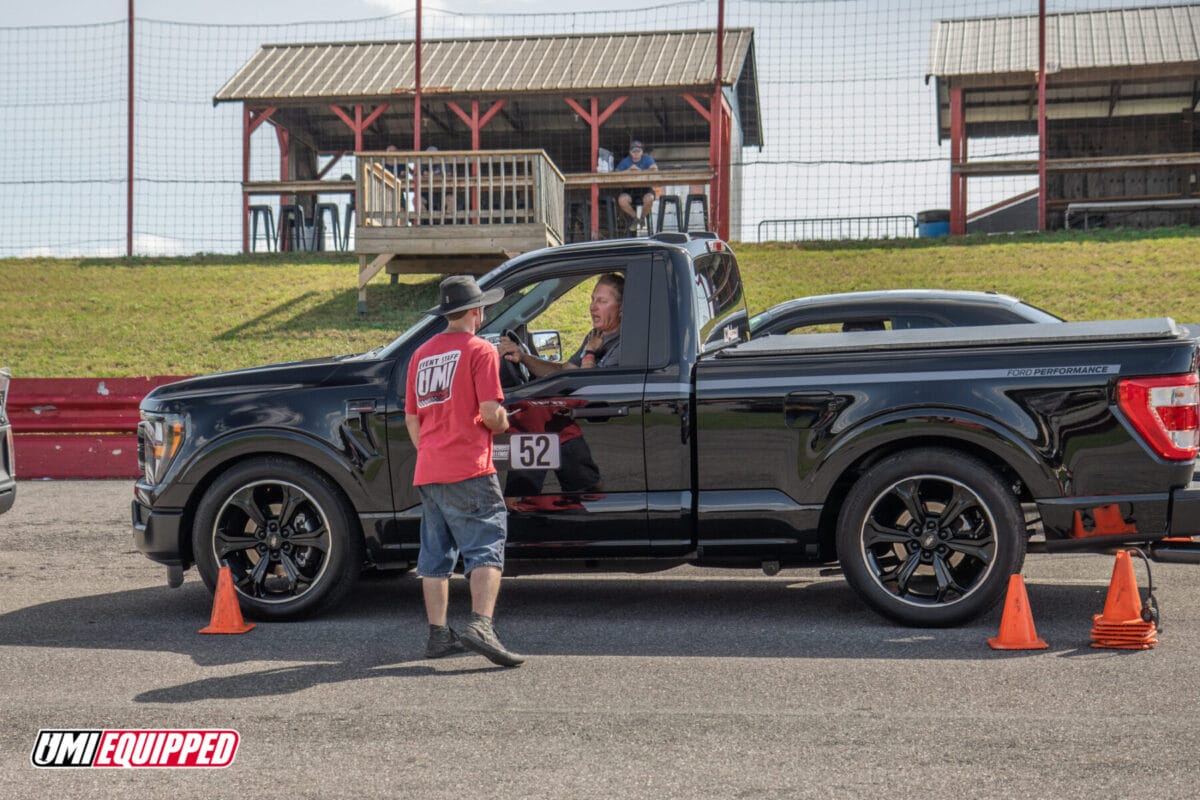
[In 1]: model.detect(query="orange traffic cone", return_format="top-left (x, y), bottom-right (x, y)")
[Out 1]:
top-left (1090, 550), bottom-right (1157, 650)
top-left (199, 564), bottom-right (256, 635)
top-left (988, 574), bottom-right (1048, 650)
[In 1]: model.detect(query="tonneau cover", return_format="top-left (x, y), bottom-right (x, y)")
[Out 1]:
top-left (719, 318), bottom-right (1184, 358)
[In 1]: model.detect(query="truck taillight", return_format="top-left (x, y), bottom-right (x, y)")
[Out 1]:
top-left (1117, 374), bottom-right (1200, 461)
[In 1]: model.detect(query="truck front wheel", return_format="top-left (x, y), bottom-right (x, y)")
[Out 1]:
top-left (192, 457), bottom-right (364, 620)
top-left (835, 448), bottom-right (1025, 627)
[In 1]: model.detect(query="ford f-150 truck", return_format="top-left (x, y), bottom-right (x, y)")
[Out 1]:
top-left (132, 233), bottom-right (1200, 627)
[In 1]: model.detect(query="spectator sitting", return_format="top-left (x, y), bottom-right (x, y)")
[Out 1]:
top-left (615, 139), bottom-right (658, 235)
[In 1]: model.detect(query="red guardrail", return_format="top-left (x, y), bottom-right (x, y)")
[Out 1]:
top-left (8, 377), bottom-right (190, 479)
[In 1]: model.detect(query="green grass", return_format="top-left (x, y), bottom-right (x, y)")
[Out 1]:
top-left (2, 226), bottom-right (1199, 377)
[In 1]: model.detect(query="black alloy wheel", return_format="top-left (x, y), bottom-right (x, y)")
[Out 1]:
top-left (193, 457), bottom-right (363, 620)
top-left (836, 448), bottom-right (1025, 627)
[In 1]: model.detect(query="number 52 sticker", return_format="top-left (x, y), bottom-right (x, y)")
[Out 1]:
top-left (508, 433), bottom-right (560, 469)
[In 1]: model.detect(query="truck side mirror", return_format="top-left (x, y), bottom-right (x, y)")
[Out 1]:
top-left (531, 330), bottom-right (562, 362)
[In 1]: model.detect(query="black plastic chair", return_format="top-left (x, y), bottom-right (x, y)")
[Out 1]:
top-left (341, 201), bottom-right (355, 250)
top-left (684, 193), bottom-right (709, 232)
top-left (656, 194), bottom-right (683, 233)
top-left (566, 198), bottom-right (619, 240)
top-left (249, 205), bottom-right (276, 252)
top-left (313, 203), bottom-right (341, 252)
top-left (278, 204), bottom-right (307, 251)
top-left (599, 197), bottom-right (620, 238)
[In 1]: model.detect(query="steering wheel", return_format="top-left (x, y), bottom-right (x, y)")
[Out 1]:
top-left (499, 328), bottom-right (532, 387)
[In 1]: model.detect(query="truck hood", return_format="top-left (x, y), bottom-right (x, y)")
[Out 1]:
top-left (141, 356), bottom-right (351, 407)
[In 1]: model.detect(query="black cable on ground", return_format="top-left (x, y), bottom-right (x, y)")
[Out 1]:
top-left (1129, 547), bottom-right (1161, 631)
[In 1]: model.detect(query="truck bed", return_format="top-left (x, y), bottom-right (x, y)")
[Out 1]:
top-left (719, 318), bottom-right (1184, 358)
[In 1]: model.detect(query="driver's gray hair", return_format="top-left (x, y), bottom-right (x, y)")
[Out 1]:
top-left (596, 273), bottom-right (624, 304)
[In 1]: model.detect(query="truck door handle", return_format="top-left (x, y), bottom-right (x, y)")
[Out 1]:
top-left (571, 405), bottom-right (629, 420)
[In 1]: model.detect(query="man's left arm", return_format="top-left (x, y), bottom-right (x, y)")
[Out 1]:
top-left (404, 359), bottom-right (420, 446)
top-left (479, 400), bottom-right (509, 434)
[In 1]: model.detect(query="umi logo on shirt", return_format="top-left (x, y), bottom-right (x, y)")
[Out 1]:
top-left (415, 350), bottom-right (461, 407)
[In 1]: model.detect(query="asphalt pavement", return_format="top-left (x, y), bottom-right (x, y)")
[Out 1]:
top-left (2, 480), bottom-right (1199, 799)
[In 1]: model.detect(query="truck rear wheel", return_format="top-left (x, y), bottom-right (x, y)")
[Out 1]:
top-left (836, 448), bottom-right (1025, 627)
top-left (192, 457), bottom-right (364, 620)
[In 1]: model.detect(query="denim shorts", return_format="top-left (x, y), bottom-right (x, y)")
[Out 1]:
top-left (416, 473), bottom-right (507, 578)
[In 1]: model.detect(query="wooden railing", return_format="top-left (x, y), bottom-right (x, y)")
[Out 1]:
top-left (357, 149), bottom-right (564, 242)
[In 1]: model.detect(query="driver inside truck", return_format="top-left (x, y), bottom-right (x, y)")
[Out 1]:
top-left (497, 273), bottom-right (624, 377)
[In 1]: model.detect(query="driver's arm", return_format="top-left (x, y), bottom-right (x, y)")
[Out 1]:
top-left (498, 338), bottom-right (578, 377)
top-left (525, 353), bottom-right (577, 377)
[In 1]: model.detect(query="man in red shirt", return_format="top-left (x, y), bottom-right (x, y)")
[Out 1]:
top-left (405, 275), bottom-right (524, 667)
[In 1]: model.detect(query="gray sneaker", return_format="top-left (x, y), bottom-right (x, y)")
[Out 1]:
top-left (461, 616), bottom-right (525, 667)
top-left (425, 625), bottom-right (466, 659)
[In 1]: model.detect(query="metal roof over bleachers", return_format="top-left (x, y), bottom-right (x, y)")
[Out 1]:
top-left (927, 3), bottom-right (1200, 139)
top-left (216, 27), bottom-right (761, 148)
top-left (928, 3), bottom-right (1200, 77)
top-left (216, 28), bottom-right (756, 99)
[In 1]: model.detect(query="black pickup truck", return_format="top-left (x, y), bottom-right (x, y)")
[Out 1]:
top-left (132, 234), bottom-right (1200, 626)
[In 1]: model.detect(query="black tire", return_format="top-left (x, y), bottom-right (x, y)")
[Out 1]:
top-left (835, 448), bottom-right (1025, 627)
top-left (192, 457), bottom-right (364, 620)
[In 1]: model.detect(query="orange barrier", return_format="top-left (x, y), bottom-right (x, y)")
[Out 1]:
top-left (7, 376), bottom-right (189, 478)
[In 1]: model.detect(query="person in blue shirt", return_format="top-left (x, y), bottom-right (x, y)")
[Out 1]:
top-left (615, 139), bottom-right (658, 235)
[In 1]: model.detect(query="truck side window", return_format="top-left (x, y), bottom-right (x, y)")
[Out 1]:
top-left (479, 268), bottom-right (630, 373)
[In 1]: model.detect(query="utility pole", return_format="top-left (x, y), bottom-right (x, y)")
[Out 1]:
top-left (414, 0), bottom-right (422, 151)
top-left (1038, 0), bottom-right (1047, 231)
top-left (127, 0), bottom-right (135, 256)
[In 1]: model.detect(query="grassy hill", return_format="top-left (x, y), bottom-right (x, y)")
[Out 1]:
top-left (2, 227), bottom-right (1198, 377)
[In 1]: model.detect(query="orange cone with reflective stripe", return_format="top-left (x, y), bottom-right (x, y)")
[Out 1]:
top-left (1090, 550), bottom-right (1157, 650)
top-left (199, 564), bottom-right (256, 634)
top-left (988, 574), bottom-right (1048, 650)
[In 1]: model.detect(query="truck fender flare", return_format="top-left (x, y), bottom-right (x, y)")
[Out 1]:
top-left (175, 428), bottom-right (377, 512)
top-left (808, 407), bottom-right (1062, 501)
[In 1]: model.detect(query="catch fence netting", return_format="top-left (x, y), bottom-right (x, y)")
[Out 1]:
top-left (0, 0), bottom-right (1194, 255)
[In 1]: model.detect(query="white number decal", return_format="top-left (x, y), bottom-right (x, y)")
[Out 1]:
top-left (510, 433), bottom-right (560, 469)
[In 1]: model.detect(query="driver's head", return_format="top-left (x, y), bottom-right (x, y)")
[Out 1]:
top-left (591, 273), bottom-right (624, 333)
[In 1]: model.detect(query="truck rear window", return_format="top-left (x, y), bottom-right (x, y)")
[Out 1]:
top-left (692, 252), bottom-right (749, 351)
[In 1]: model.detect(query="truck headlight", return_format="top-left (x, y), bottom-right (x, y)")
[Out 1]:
top-left (138, 412), bottom-right (186, 484)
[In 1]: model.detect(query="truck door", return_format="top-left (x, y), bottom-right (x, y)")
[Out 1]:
top-left (483, 255), bottom-right (653, 559)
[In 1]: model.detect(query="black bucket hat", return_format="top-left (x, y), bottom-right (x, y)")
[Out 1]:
top-left (426, 275), bottom-right (504, 316)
